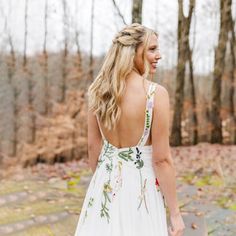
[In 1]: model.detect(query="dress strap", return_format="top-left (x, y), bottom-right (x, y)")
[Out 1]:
top-left (137, 82), bottom-right (157, 147)
top-left (96, 114), bottom-right (106, 141)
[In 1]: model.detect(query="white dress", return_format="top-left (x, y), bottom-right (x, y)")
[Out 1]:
top-left (74, 82), bottom-right (168, 236)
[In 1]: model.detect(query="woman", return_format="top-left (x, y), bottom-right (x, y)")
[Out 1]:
top-left (74, 23), bottom-right (185, 236)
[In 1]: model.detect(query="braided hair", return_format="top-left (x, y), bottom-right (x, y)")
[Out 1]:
top-left (88, 23), bottom-right (157, 130)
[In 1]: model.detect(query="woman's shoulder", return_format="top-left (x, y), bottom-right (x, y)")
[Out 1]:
top-left (149, 81), bottom-right (169, 96)
top-left (151, 82), bottom-right (170, 107)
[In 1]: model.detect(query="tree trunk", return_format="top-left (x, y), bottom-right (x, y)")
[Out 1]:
top-left (188, 48), bottom-right (198, 144)
top-left (188, 10), bottom-right (198, 145)
top-left (89, 0), bottom-right (95, 82)
top-left (170, 0), bottom-right (195, 146)
top-left (132, 0), bottom-right (143, 23)
top-left (74, 0), bottom-right (82, 86)
top-left (43, 0), bottom-right (49, 114)
top-left (23, 0), bottom-right (28, 68)
top-left (210, 0), bottom-right (231, 143)
top-left (75, 31), bottom-right (82, 74)
top-left (60, 0), bottom-right (68, 102)
top-left (23, 0), bottom-right (36, 143)
top-left (7, 35), bottom-right (17, 156)
top-left (228, 17), bottom-right (236, 143)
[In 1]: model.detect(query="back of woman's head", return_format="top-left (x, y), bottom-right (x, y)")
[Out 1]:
top-left (88, 23), bottom-right (157, 130)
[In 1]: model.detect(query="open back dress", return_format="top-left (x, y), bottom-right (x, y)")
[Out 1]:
top-left (74, 82), bottom-right (168, 236)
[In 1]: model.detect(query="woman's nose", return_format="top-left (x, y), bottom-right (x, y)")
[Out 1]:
top-left (156, 52), bottom-right (161, 60)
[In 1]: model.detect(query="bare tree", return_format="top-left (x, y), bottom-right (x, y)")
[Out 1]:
top-left (42, 0), bottom-right (50, 114)
top-left (61, 0), bottom-right (69, 102)
top-left (188, 47), bottom-right (198, 144)
top-left (23, 0), bottom-right (28, 68)
top-left (170, 0), bottom-right (195, 146)
top-left (228, 18), bottom-right (236, 143)
top-left (0, 2), bottom-right (15, 83)
top-left (88, 0), bottom-right (95, 81)
top-left (43, 0), bottom-right (48, 56)
top-left (188, 9), bottom-right (198, 144)
top-left (112, 0), bottom-right (127, 25)
top-left (7, 34), bottom-right (18, 156)
top-left (74, 0), bottom-right (82, 79)
top-left (1, 3), bottom-right (18, 156)
top-left (132, 0), bottom-right (143, 23)
top-left (23, 0), bottom-right (36, 143)
top-left (210, 0), bottom-right (232, 143)
top-left (7, 36), bottom-right (15, 82)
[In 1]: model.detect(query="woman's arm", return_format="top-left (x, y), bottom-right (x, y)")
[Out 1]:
top-left (151, 85), bottom-right (180, 216)
top-left (87, 110), bottom-right (103, 173)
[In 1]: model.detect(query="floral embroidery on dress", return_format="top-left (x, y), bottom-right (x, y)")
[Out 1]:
top-left (97, 140), bottom-right (114, 169)
top-left (145, 110), bottom-right (151, 129)
top-left (100, 141), bottom-right (115, 223)
top-left (91, 82), bottom-right (157, 224)
top-left (137, 177), bottom-right (149, 213)
top-left (155, 177), bottom-right (166, 208)
top-left (137, 83), bottom-right (155, 146)
top-left (117, 147), bottom-right (149, 213)
top-left (101, 180), bottom-right (112, 222)
top-left (97, 157), bottom-right (105, 168)
top-left (134, 147), bottom-right (144, 169)
top-left (118, 148), bottom-right (134, 161)
top-left (82, 141), bottom-right (116, 225)
top-left (82, 197), bottom-right (94, 224)
top-left (135, 147), bottom-right (149, 213)
top-left (112, 160), bottom-right (123, 200)
top-left (155, 177), bottom-right (160, 192)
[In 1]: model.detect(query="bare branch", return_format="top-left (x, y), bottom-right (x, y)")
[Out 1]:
top-left (43, 0), bottom-right (48, 54)
top-left (112, 0), bottom-right (127, 25)
top-left (23, 0), bottom-right (29, 68)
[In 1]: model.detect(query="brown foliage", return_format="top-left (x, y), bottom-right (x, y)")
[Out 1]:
top-left (1, 90), bottom-right (88, 169)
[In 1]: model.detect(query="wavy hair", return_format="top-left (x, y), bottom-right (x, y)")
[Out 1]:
top-left (88, 23), bottom-right (157, 130)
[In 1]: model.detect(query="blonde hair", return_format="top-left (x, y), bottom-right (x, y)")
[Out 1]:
top-left (88, 23), bottom-right (157, 130)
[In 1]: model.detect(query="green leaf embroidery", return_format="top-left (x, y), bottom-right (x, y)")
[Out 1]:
top-left (118, 148), bottom-right (134, 161)
top-left (101, 181), bottom-right (112, 223)
top-left (135, 159), bottom-right (144, 169)
top-left (137, 178), bottom-right (149, 213)
top-left (105, 163), bottom-right (113, 173)
top-left (100, 142), bottom-right (115, 224)
top-left (146, 110), bottom-right (151, 128)
top-left (83, 197), bottom-right (95, 224)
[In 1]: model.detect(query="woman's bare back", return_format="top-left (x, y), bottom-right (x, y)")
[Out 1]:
top-left (99, 73), bottom-right (155, 148)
